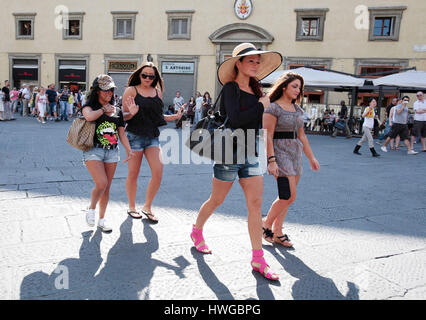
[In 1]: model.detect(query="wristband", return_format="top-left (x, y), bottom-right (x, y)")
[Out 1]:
top-left (267, 155), bottom-right (276, 161)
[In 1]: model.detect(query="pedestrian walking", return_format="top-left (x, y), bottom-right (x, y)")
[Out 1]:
top-left (81, 75), bottom-right (134, 233)
top-left (173, 91), bottom-right (186, 128)
top-left (190, 42), bottom-right (282, 281)
top-left (388, 101), bottom-right (400, 150)
top-left (1, 80), bottom-right (14, 120)
top-left (21, 84), bottom-right (31, 117)
top-left (202, 91), bottom-right (212, 117)
top-left (121, 61), bottom-right (183, 222)
top-left (0, 88), bottom-right (4, 121)
top-left (68, 91), bottom-right (74, 118)
top-left (186, 96), bottom-right (195, 124)
top-left (194, 91), bottom-right (203, 124)
top-left (58, 85), bottom-right (70, 121)
top-left (10, 87), bottom-right (19, 115)
top-left (262, 72), bottom-right (320, 249)
top-left (35, 87), bottom-right (48, 124)
top-left (173, 91), bottom-right (184, 113)
top-left (45, 84), bottom-right (59, 121)
top-left (411, 91), bottom-right (426, 152)
top-left (29, 87), bottom-right (38, 117)
top-left (353, 98), bottom-right (381, 157)
top-left (381, 96), bottom-right (418, 155)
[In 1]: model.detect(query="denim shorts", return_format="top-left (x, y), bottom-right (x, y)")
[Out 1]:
top-left (213, 157), bottom-right (263, 182)
top-left (49, 102), bottom-right (57, 114)
top-left (82, 147), bottom-right (120, 163)
top-left (126, 131), bottom-right (160, 152)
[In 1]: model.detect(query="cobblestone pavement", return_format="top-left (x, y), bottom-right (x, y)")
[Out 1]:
top-left (0, 115), bottom-right (425, 300)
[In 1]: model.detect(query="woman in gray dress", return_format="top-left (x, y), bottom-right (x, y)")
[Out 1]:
top-left (262, 72), bottom-right (320, 247)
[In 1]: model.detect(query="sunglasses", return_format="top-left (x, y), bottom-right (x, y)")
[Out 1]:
top-left (101, 88), bottom-right (114, 93)
top-left (141, 73), bottom-right (155, 80)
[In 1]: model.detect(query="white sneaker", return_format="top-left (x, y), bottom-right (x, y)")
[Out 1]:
top-left (407, 150), bottom-right (418, 155)
top-left (381, 146), bottom-right (388, 152)
top-left (98, 219), bottom-right (112, 233)
top-left (85, 208), bottom-right (95, 227)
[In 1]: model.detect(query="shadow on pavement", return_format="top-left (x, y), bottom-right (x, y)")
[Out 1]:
top-left (190, 247), bottom-right (234, 300)
top-left (264, 245), bottom-right (359, 300)
top-left (20, 217), bottom-right (190, 299)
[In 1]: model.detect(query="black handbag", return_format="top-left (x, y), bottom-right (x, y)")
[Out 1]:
top-left (185, 85), bottom-right (244, 164)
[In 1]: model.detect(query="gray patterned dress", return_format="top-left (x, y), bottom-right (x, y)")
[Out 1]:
top-left (264, 102), bottom-right (304, 177)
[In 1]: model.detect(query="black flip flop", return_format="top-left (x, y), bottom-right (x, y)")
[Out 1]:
top-left (127, 209), bottom-right (142, 219)
top-left (141, 210), bottom-right (159, 223)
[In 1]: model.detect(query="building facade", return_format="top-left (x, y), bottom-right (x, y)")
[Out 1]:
top-left (1, 0), bottom-right (426, 111)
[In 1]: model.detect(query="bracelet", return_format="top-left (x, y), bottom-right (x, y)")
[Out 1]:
top-left (267, 155), bottom-right (276, 161)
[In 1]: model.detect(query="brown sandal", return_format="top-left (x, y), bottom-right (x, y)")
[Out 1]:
top-left (274, 234), bottom-right (293, 248)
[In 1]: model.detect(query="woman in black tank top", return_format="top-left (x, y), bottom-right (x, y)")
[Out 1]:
top-left (122, 62), bottom-right (184, 221)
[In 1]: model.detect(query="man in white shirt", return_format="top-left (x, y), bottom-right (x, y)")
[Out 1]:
top-left (411, 91), bottom-right (426, 152)
top-left (21, 84), bottom-right (31, 117)
top-left (173, 91), bottom-right (184, 112)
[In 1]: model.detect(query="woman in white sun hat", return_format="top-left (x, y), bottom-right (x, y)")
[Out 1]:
top-left (190, 42), bottom-right (283, 281)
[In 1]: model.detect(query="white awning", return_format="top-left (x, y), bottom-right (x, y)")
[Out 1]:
top-left (372, 70), bottom-right (426, 88)
top-left (59, 65), bottom-right (86, 70)
top-left (261, 67), bottom-right (366, 87)
top-left (13, 64), bottom-right (38, 69)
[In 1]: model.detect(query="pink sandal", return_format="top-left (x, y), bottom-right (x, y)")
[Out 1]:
top-left (251, 249), bottom-right (279, 281)
top-left (190, 225), bottom-right (212, 254)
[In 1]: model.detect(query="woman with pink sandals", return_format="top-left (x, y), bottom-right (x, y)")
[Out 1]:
top-left (190, 43), bottom-right (283, 281)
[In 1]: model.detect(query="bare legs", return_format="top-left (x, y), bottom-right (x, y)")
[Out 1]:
top-left (239, 176), bottom-right (264, 251)
top-left (195, 178), bottom-right (270, 248)
top-left (195, 176), bottom-right (265, 249)
top-left (195, 177), bottom-right (233, 229)
top-left (126, 147), bottom-right (163, 220)
top-left (263, 176), bottom-right (300, 245)
top-left (85, 161), bottom-right (117, 219)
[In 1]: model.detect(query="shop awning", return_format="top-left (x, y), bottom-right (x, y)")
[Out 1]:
top-left (261, 67), bottom-right (366, 88)
top-left (12, 65), bottom-right (38, 80)
top-left (59, 65), bottom-right (86, 82)
top-left (372, 70), bottom-right (426, 89)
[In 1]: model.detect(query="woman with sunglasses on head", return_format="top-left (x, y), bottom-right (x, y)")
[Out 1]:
top-left (190, 43), bottom-right (283, 281)
top-left (82, 75), bottom-right (134, 233)
top-left (122, 62), bottom-right (183, 222)
top-left (262, 72), bottom-right (320, 248)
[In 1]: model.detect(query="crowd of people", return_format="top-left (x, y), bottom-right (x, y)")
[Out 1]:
top-left (300, 93), bottom-right (425, 156)
top-left (164, 90), bottom-right (214, 128)
top-left (0, 81), bottom-right (95, 123)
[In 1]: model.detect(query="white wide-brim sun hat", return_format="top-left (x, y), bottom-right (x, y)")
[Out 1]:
top-left (217, 42), bottom-right (282, 85)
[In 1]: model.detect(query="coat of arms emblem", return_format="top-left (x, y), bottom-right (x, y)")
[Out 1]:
top-left (234, 0), bottom-right (253, 20)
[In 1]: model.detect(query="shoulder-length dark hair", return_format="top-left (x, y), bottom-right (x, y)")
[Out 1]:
top-left (268, 72), bottom-right (304, 104)
top-left (127, 62), bottom-right (164, 91)
top-left (232, 56), bottom-right (263, 98)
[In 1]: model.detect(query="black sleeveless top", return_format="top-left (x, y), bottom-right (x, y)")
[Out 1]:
top-left (126, 87), bottom-right (167, 138)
